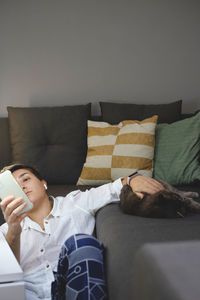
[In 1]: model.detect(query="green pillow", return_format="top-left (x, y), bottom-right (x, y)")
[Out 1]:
top-left (153, 112), bottom-right (200, 185)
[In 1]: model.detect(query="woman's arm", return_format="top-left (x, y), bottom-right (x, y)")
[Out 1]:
top-left (72, 175), bottom-right (164, 215)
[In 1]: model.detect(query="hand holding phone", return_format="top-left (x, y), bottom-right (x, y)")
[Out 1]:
top-left (0, 170), bottom-right (33, 216)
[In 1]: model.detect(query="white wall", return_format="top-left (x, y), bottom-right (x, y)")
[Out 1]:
top-left (0, 0), bottom-right (200, 116)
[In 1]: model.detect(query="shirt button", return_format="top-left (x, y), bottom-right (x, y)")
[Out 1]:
top-left (46, 264), bottom-right (50, 268)
top-left (40, 248), bottom-right (44, 253)
top-left (45, 221), bottom-right (48, 224)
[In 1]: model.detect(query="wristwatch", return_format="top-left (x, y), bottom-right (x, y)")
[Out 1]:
top-left (127, 172), bottom-right (140, 185)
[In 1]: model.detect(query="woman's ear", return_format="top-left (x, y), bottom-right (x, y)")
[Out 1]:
top-left (42, 179), bottom-right (47, 190)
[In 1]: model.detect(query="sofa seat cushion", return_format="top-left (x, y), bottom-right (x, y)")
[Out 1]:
top-left (47, 184), bottom-right (93, 197)
top-left (7, 105), bottom-right (91, 184)
top-left (95, 184), bottom-right (200, 300)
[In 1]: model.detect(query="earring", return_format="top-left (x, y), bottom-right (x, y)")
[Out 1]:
top-left (44, 184), bottom-right (47, 190)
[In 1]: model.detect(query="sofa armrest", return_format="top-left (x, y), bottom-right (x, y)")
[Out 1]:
top-left (134, 240), bottom-right (200, 300)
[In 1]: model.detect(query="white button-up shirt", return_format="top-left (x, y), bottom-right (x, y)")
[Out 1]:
top-left (0, 179), bottom-right (122, 300)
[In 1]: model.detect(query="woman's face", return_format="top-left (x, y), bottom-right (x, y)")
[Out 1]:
top-left (12, 168), bottom-right (47, 207)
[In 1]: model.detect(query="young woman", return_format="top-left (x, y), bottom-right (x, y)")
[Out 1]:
top-left (0, 164), bottom-right (163, 300)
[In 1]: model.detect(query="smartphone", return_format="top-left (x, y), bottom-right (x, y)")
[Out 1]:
top-left (0, 170), bottom-right (33, 215)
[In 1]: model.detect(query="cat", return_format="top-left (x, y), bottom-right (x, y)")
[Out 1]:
top-left (120, 180), bottom-right (200, 218)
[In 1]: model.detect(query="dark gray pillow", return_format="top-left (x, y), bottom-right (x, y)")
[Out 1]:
top-left (100, 100), bottom-right (182, 124)
top-left (0, 118), bottom-right (12, 170)
top-left (7, 105), bottom-right (91, 184)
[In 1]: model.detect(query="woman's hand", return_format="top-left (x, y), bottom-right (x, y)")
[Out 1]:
top-left (128, 175), bottom-right (164, 199)
top-left (0, 195), bottom-right (27, 235)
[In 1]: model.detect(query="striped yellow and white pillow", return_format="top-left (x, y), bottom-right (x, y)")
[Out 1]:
top-left (77, 115), bottom-right (158, 185)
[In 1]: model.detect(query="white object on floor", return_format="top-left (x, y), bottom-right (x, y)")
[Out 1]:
top-left (0, 238), bottom-right (25, 300)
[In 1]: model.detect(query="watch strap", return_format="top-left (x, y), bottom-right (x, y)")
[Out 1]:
top-left (127, 172), bottom-right (139, 185)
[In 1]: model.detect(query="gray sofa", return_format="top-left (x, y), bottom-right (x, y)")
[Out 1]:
top-left (0, 102), bottom-right (200, 300)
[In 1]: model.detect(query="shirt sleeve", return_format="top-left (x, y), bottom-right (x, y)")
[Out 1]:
top-left (69, 178), bottom-right (123, 215)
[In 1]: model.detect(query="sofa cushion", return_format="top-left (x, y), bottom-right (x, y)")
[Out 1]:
top-left (0, 118), bottom-right (12, 170)
top-left (47, 184), bottom-right (93, 198)
top-left (7, 105), bottom-right (91, 184)
top-left (100, 100), bottom-right (182, 124)
top-left (134, 241), bottom-right (200, 300)
top-left (77, 116), bottom-right (158, 185)
top-left (96, 184), bottom-right (200, 300)
top-left (154, 112), bottom-right (200, 185)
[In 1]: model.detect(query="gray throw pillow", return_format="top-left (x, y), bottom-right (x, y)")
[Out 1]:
top-left (100, 100), bottom-right (182, 124)
top-left (7, 105), bottom-right (91, 184)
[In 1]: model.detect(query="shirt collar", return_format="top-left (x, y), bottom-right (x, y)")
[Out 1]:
top-left (49, 196), bottom-right (61, 217)
top-left (21, 196), bottom-right (61, 230)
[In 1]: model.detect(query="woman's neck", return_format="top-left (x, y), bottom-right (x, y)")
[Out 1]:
top-left (27, 195), bottom-right (53, 229)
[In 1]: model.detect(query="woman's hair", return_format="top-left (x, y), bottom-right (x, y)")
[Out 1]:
top-left (0, 163), bottom-right (43, 181)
